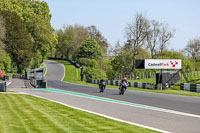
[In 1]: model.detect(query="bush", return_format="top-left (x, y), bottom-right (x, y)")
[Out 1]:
top-left (77, 39), bottom-right (103, 59)
top-left (78, 58), bottom-right (98, 68)
top-left (85, 67), bottom-right (107, 79)
top-left (106, 68), bottom-right (117, 80)
top-left (0, 52), bottom-right (11, 72)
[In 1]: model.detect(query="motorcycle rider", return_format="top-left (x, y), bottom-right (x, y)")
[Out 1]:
top-left (99, 77), bottom-right (106, 88)
top-left (119, 77), bottom-right (128, 90)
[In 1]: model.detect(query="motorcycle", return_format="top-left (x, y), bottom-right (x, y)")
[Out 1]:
top-left (99, 81), bottom-right (106, 93)
top-left (119, 82), bottom-right (128, 95)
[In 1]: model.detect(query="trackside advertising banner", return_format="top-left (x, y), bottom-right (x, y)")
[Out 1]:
top-left (145, 59), bottom-right (182, 69)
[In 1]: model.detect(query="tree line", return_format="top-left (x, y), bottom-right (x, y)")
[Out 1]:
top-left (52, 13), bottom-right (199, 80)
top-left (0, 1), bottom-right (199, 79)
top-left (0, 0), bottom-right (56, 73)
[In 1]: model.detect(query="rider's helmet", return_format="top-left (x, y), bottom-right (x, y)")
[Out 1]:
top-left (102, 77), bottom-right (104, 80)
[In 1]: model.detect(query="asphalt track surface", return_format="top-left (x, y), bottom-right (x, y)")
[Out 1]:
top-left (8, 60), bottom-right (200, 133)
top-left (45, 61), bottom-right (200, 114)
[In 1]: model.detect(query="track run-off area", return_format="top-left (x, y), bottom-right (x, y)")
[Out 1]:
top-left (9, 60), bottom-right (200, 133)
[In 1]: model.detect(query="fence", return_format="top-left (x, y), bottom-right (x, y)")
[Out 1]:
top-left (116, 70), bottom-right (200, 83)
top-left (13, 74), bottom-right (26, 79)
top-left (180, 71), bottom-right (200, 83)
top-left (180, 83), bottom-right (200, 92)
top-left (115, 71), bottom-right (156, 80)
top-left (87, 78), bottom-right (158, 90)
top-left (0, 82), bottom-right (6, 92)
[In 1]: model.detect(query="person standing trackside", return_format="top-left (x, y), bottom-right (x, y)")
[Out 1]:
top-left (80, 66), bottom-right (86, 81)
top-left (0, 71), bottom-right (3, 79)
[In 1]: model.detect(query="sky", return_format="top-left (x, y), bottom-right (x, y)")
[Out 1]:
top-left (43, 0), bottom-right (200, 50)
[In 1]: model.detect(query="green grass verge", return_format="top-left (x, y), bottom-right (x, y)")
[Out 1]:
top-left (3, 73), bottom-right (13, 79)
top-left (128, 78), bottom-right (156, 84)
top-left (40, 64), bottom-right (47, 75)
top-left (180, 71), bottom-right (200, 84)
top-left (0, 93), bottom-right (158, 133)
top-left (51, 60), bottom-right (200, 97)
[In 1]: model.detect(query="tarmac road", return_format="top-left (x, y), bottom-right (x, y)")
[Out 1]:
top-left (8, 60), bottom-right (200, 133)
top-left (44, 61), bottom-right (200, 116)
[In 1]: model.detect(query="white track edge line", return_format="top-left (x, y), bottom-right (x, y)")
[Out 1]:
top-left (26, 93), bottom-right (171, 133)
top-left (45, 61), bottom-right (200, 118)
top-left (37, 88), bottom-right (200, 119)
top-left (61, 63), bottom-right (65, 81)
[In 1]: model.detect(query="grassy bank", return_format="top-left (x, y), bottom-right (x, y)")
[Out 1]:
top-left (0, 93), bottom-right (158, 133)
top-left (52, 59), bottom-right (200, 97)
top-left (41, 63), bottom-right (47, 75)
top-left (128, 78), bottom-right (156, 84)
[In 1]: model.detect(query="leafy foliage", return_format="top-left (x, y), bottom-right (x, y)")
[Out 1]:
top-left (0, 15), bottom-right (5, 49)
top-left (77, 39), bottom-right (103, 59)
top-left (1, 10), bottom-right (33, 73)
top-left (0, 51), bottom-right (11, 72)
top-left (78, 58), bottom-right (98, 68)
top-left (55, 25), bottom-right (88, 59)
top-left (110, 46), bottom-right (150, 78)
top-left (0, 0), bottom-right (56, 72)
top-left (0, 15), bottom-right (11, 72)
top-left (85, 67), bottom-right (107, 79)
top-left (87, 25), bottom-right (109, 55)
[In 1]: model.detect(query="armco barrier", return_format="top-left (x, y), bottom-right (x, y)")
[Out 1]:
top-left (87, 79), bottom-right (155, 90)
top-left (180, 83), bottom-right (200, 92)
top-left (0, 82), bottom-right (6, 92)
top-left (134, 82), bottom-right (138, 88)
top-left (129, 82), bottom-right (134, 87)
top-left (13, 74), bottom-right (25, 79)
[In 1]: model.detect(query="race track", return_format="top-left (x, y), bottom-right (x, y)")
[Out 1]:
top-left (9, 60), bottom-right (200, 133)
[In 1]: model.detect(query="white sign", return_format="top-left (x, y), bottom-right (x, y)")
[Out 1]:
top-left (145, 59), bottom-right (182, 69)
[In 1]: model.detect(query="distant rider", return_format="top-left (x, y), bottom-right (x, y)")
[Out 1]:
top-left (119, 77), bottom-right (128, 90)
top-left (99, 77), bottom-right (106, 88)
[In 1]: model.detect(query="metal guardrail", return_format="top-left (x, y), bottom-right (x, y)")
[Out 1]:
top-left (0, 82), bottom-right (6, 92)
top-left (180, 83), bottom-right (200, 92)
top-left (26, 67), bottom-right (46, 88)
top-left (86, 78), bottom-right (158, 90)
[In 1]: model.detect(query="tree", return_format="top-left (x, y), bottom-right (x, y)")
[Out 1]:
top-left (0, 15), bottom-right (5, 50)
top-left (146, 20), bottom-right (175, 59)
top-left (25, 13), bottom-right (56, 67)
top-left (1, 10), bottom-right (33, 73)
top-left (146, 20), bottom-right (160, 59)
top-left (55, 25), bottom-right (88, 59)
top-left (110, 41), bottom-right (122, 56)
top-left (125, 13), bottom-right (149, 71)
top-left (77, 39), bottom-right (103, 59)
top-left (0, 0), bottom-right (57, 68)
top-left (158, 23), bottom-right (175, 56)
top-left (55, 25), bottom-right (110, 60)
top-left (110, 45), bottom-right (150, 79)
top-left (184, 38), bottom-right (200, 70)
top-left (55, 29), bottom-right (66, 58)
top-left (110, 52), bottom-right (132, 77)
top-left (87, 25), bottom-right (109, 55)
top-left (0, 16), bottom-right (11, 72)
top-left (0, 51), bottom-right (11, 72)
